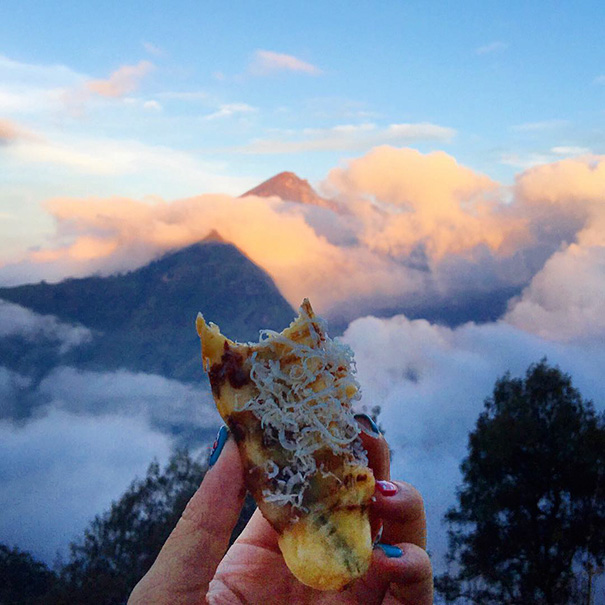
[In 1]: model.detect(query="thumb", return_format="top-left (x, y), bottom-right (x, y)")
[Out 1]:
top-left (129, 427), bottom-right (246, 604)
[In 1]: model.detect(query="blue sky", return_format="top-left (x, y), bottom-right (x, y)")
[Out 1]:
top-left (0, 1), bottom-right (604, 258)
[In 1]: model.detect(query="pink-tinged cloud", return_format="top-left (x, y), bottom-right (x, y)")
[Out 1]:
top-left (504, 156), bottom-right (605, 342)
top-left (249, 50), bottom-right (321, 76)
top-left (324, 146), bottom-right (525, 259)
top-left (0, 118), bottom-right (34, 144)
top-left (86, 61), bottom-right (154, 98)
top-left (515, 156), bottom-right (605, 205)
top-left (2, 149), bottom-right (604, 331)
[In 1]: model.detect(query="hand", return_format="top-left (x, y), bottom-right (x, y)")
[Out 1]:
top-left (129, 419), bottom-right (433, 604)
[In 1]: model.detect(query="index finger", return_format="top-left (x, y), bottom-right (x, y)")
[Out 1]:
top-left (355, 414), bottom-right (390, 481)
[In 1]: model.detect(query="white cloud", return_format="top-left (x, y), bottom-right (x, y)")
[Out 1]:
top-left (511, 119), bottom-right (569, 132)
top-left (551, 145), bottom-right (592, 156)
top-left (500, 151), bottom-right (555, 169)
top-left (142, 41), bottom-right (165, 57)
top-left (505, 243), bottom-right (605, 342)
top-left (344, 314), bottom-right (605, 571)
top-left (0, 54), bottom-right (85, 116)
top-left (0, 300), bottom-right (92, 353)
top-left (240, 123), bottom-right (455, 154)
top-left (203, 102), bottom-right (257, 121)
top-left (475, 41), bottom-right (508, 55)
top-left (249, 50), bottom-right (322, 76)
top-left (2, 128), bottom-right (253, 193)
top-left (143, 99), bottom-right (162, 111)
top-left (38, 366), bottom-right (220, 431)
top-left (0, 409), bottom-right (173, 563)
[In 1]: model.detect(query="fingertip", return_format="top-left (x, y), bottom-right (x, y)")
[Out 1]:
top-left (208, 425), bottom-right (229, 468)
top-left (356, 416), bottom-right (390, 481)
top-left (371, 481), bottom-right (427, 550)
top-left (371, 542), bottom-right (433, 603)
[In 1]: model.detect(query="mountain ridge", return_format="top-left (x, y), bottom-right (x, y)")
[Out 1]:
top-left (0, 240), bottom-right (295, 382)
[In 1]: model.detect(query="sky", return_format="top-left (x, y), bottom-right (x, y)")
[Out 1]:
top-left (0, 0), bottom-right (604, 591)
top-left (1, 0), bottom-right (604, 261)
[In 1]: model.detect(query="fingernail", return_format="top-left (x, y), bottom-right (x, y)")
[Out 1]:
top-left (354, 413), bottom-right (381, 437)
top-left (375, 480), bottom-right (398, 496)
top-left (375, 543), bottom-right (403, 558)
top-left (208, 425), bottom-right (229, 468)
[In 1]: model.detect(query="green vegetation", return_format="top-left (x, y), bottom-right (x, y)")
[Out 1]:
top-left (436, 360), bottom-right (605, 604)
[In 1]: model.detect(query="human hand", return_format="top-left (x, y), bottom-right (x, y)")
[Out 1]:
top-left (129, 417), bottom-right (433, 604)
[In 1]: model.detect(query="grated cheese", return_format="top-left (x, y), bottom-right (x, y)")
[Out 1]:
top-left (238, 304), bottom-right (367, 510)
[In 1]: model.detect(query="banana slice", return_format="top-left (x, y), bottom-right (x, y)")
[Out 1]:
top-left (197, 299), bottom-right (375, 590)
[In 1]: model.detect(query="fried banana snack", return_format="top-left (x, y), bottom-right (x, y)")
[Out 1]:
top-left (196, 299), bottom-right (375, 591)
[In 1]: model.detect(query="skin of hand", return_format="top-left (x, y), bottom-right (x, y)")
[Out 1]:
top-left (129, 421), bottom-right (433, 604)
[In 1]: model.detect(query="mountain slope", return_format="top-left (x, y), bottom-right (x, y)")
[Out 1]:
top-left (0, 241), bottom-right (295, 382)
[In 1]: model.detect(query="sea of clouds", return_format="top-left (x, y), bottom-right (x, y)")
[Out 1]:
top-left (0, 147), bottom-right (603, 573)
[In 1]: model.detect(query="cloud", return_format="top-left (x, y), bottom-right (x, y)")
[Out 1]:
top-left (503, 158), bottom-right (605, 343)
top-left (593, 74), bottom-right (605, 85)
top-left (143, 99), bottom-right (162, 111)
top-left (2, 128), bottom-right (252, 195)
top-left (1, 143), bottom-right (604, 574)
top-left (38, 366), bottom-right (220, 434)
top-left (86, 61), bottom-right (154, 98)
top-left (0, 299), bottom-right (92, 353)
top-left (0, 367), bottom-right (31, 419)
top-left (239, 123), bottom-right (456, 154)
top-left (475, 41), bottom-right (508, 55)
top-left (1, 150), bottom-right (604, 330)
top-left (204, 102), bottom-right (257, 121)
top-left (511, 119), bottom-right (569, 132)
top-left (551, 145), bottom-right (592, 156)
top-left (142, 41), bottom-right (164, 57)
top-left (515, 156), bottom-right (605, 206)
top-left (0, 409), bottom-right (173, 563)
top-left (249, 50), bottom-right (322, 76)
top-left (324, 146), bottom-right (521, 259)
top-left (344, 314), bottom-right (605, 571)
top-left (0, 118), bottom-right (34, 145)
top-left (505, 243), bottom-right (605, 342)
top-left (0, 54), bottom-right (85, 116)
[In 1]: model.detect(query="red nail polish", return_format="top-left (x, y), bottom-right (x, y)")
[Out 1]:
top-left (375, 480), bottom-right (398, 496)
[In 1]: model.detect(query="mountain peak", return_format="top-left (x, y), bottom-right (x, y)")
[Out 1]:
top-left (202, 228), bottom-right (226, 243)
top-left (241, 171), bottom-right (336, 210)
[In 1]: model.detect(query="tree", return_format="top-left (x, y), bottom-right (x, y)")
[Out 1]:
top-left (47, 450), bottom-right (209, 604)
top-left (436, 360), bottom-right (605, 604)
top-left (0, 544), bottom-right (56, 605)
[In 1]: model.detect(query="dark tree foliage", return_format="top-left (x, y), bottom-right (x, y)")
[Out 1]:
top-left (436, 360), bottom-right (605, 604)
top-left (38, 448), bottom-right (256, 605)
top-left (45, 450), bottom-right (207, 605)
top-left (0, 544), bottom-right (56, 605)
